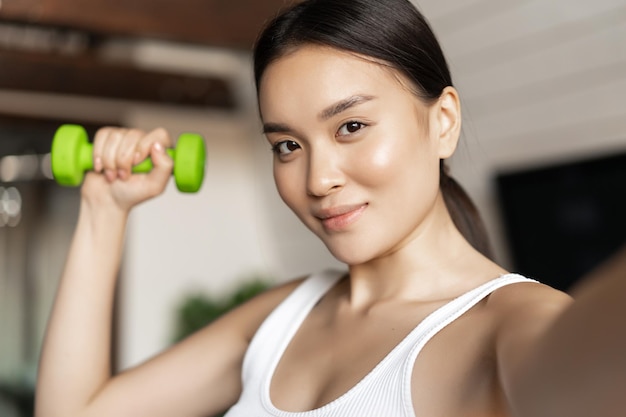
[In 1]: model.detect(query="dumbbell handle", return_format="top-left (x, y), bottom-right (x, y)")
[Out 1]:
top-left (74, 142), bottom-right (176, 173)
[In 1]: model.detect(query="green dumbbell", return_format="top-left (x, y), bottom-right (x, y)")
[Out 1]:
top-left (51, 124), bottom-right (206, 193)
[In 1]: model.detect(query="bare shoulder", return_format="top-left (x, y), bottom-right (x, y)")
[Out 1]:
top-left (486, 278), bottom-right (573, 352)
top-left (486, 278), bottom-right (574, 387)
top-left (487, 279), bottom-right (573, 329)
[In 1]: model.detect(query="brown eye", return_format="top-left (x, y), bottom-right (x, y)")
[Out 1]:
top-left (272, 140), bottom-right (301, 156)
top-left (337, 121), bottom-right (366, 136)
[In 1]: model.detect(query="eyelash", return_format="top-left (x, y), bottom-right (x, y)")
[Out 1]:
top-left (270, 121), bottom-right (368, 157)
top-left (271, 140), bottom-right (300, 156)
top-left (337, 121), bottom-right (367, 137)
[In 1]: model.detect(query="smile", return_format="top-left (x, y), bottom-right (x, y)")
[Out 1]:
top-left (315, 203), bottom-right (368, 232)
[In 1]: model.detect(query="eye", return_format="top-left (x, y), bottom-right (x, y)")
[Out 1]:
top-left (337, 121), bottom-right (366, 137)
top-left (271, 140), bottom-right (301, 156)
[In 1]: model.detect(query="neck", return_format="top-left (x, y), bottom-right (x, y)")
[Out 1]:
top-left (343, 196), bottom-right (505, 309)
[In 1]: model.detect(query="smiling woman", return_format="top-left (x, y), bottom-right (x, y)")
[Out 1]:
top-left (259, 46), bottom-right (458, 266)
top-left (35, 1), bottom-right (626, 417)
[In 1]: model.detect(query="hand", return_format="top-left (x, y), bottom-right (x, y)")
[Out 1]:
top-left (81, 127), bottom-right (174, 212)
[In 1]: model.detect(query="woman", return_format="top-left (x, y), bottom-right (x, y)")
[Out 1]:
top-left (35, 0), bottom-right (626, 416)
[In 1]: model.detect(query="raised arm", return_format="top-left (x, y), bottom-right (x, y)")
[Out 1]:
top-left (35, 127), bottom-right (172, 416)
top-left (35, 127), bottom-right (293, 417)
top-left (496, 246), bottom-right (626, 417)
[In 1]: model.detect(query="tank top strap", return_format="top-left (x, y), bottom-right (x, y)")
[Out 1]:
top-left (241, 269), bottom-right (346, 386)
top-left (399, 273), bottom-right (538, 415)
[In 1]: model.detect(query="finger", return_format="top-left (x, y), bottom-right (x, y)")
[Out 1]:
top-left (115, 129), bottom-right (144, 180)
top-left (134, 127), bottom-right (172, 165)
top-left (136, 141), bottom-right (172, 197)
top-left (92, 127), bottom-right (114, 173)
top-left (101, 128), bottom-right (127, 182)
top-left (151, 140), bottom-right (174, 169)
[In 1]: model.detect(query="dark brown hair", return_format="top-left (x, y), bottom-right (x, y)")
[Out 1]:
top-left (253, 0), bottom-right (493, 259)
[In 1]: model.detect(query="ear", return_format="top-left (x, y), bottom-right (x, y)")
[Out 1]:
top-left (432, 86), bottom-right (461, 159)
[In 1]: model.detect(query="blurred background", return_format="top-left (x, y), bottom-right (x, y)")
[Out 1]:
top-left (0, 0), bottom-right (624, 416)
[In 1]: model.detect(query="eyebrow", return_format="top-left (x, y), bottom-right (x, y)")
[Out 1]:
top-left (262, 122), bottom-right (292, 135)
top-left (262, 94), bottom-right (376, 134)
top-left (318, 94), bottom-right (376, 121)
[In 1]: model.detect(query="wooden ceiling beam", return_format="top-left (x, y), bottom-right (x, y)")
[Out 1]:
top-left (0, 49), bottom-right (236, 109)
top-left (0, 0), bottom-right (293, 49)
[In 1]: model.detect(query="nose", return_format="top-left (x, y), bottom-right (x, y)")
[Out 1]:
top-left (306, 147), bottom-right (344, 197)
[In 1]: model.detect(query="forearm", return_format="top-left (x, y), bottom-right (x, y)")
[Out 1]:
top-left (513, 247), bottom-right (626, 417)
top-left (36, 199), bottom-right (129, 417)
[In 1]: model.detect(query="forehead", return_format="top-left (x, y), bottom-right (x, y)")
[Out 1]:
top-left (258, 46), bottom-right (413, 120)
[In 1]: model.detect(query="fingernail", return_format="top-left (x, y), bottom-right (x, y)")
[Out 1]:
top-left (154, 142), bottom-right (163, 152)
top-left (118, 169), bottom-right (126, 179)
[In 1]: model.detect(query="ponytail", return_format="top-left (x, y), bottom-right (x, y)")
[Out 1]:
top-left (439, 160), bottom-right (493, 259)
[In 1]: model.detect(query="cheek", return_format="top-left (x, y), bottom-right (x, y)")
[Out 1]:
top-left (370, 140), bottom-right (394, 170)
top-left (273, 163), bottom-right (301, 209)
top-left (351, 131), bottom-right (441, 205)
top-left (353, 134), bottom-right (425, 185)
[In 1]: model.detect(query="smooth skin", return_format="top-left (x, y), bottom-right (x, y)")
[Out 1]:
top-left (36, 45), bottom-right (626, 417)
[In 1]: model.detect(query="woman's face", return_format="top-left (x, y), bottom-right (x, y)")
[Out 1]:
top-left (258, 45), bottom-right (458, 265)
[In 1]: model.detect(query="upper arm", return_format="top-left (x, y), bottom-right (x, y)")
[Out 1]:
top-left (85, 278), bottom-right (303, 417)
top-left (496, 261), bottom-right (626, 417)
top-left (492, 283), bottom-right (573, 417)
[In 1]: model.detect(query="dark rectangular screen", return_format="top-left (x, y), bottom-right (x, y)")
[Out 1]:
top-left (495, 150), bottom-right (626, 291)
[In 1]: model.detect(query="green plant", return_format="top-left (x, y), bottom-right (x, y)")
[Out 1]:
top-left (172, 279), bottom-right (271, 343)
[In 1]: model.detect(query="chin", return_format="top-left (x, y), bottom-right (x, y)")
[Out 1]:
top-left (323, 239), bottom-right (380, 266)
top-left (307, 223), bottom-right (384, 265)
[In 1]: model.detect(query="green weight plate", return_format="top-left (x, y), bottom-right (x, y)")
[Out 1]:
top-left (173, 133), bottom-right (206, 193)
top-left (51, 124), bottom-right (90, 187)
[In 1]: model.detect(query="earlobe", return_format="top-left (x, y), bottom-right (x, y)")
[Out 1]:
top-left (436, 86), bottom-right (461, 159)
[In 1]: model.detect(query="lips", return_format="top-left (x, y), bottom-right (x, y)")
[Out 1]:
top-left (314, 203), bottom-right (368, 232)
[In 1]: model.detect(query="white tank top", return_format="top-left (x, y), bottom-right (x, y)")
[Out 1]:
top-left (224, 270), bottom-right (536, 417)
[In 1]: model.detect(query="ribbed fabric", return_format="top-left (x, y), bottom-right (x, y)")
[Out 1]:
top-left (224, 270), bottom-right (536, 417)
